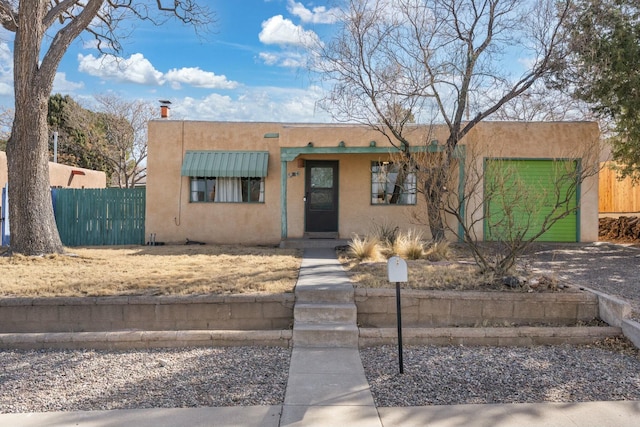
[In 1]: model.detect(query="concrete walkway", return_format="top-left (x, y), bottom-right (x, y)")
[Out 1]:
top-left (280, 248), bottom-right (382, 426)
top-left (1, 248), bottom-right (639, 426)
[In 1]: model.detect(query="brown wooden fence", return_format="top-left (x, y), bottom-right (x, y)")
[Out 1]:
top-left (599, 162), bottom-right (640, 213)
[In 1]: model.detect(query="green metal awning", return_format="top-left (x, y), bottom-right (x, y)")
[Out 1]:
top-left (181, 151), bottom-right (269, 177)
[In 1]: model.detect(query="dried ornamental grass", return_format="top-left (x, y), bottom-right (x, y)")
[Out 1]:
top-left (424, 239), bottom-right (453, 261)
top-left (348, 235), bottom-right (382, 261)
top-left (393, 229), bottom-right (425, 260)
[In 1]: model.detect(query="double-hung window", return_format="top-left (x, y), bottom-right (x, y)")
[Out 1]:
top-left (371, 161), bottom-right (416, 205)
top-left (189, 177), bottom-right (264, 203)
top-left (181, 151), bottom-right (268, 204)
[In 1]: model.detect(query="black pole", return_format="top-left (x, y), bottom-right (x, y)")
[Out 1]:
top-left (395, 281), bottom-right (404, 374)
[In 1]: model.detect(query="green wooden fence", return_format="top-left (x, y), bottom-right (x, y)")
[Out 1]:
top-left (53, 188), bottom-right (146, 246)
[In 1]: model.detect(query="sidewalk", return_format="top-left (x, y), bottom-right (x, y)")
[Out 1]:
top-left (2, 401), bottom-right (640, 427)
top-left (1, 248), bottom-right (639, 426)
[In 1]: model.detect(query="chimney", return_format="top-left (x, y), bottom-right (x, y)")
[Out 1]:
top-left (159, 100), bottom-right (172, 119)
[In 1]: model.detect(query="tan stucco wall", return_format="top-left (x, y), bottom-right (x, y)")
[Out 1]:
top-left (145, 121), bottom-right (283, 245)
top-left (463, 121), bottom-right (601, 241)
top-left (146, 120), bottom-right (600, 245)
top-left (0, 151), bottom-right (106, 190)
top-left (283, 153), bottom-right (436, 240)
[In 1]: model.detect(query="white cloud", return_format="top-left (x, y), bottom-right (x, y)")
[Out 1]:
top-left (82, 39), bottom-right (100, 50)
top-left (259, 52), bottom-right (279, 66)
top-left (78, 53), bottom-right (164, 85)
top-left (171, 85), bottom-right (331, 122)
top-left (0, 41), bottom-right (13, 96)
top-left (287, 0), bottom-right (341, 24)
top-left (53, 72), bottom-right (85, 93)
top-left (259, 15), bottom-right (320, 48)
top-left (77, 53), bottom-right (240, 91)
top-left (164, 67), bottom-right (238, 90)
top-left (0, 41), bottom-right (11, 68)
top-left (258, 51), bottom-right (306, 68)
top-left (0, 82), bottom-right (12, 97)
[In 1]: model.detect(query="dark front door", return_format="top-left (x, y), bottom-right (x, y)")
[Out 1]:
top-left (305, 160), bottom-right (339, 233)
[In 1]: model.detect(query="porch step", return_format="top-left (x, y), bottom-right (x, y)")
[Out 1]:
top-left (295, 284), bottom-right (354, 304)
top-left (304, 232), bottom-right (339, 239)
top-left (280, 238), bottom-right (349, 249)
top-left (292, 248), bottom-right (360, 348)
top-left (294, 303), bottom-right (357, 324)
top-left (292, 322), bottom-right (359, 348)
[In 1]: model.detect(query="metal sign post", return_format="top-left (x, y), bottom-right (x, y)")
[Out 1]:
top-left (387, 256), bottom-right (408, 374)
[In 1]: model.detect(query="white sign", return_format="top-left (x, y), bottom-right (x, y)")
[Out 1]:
top-left (387, 256), bottom-right (408, 283)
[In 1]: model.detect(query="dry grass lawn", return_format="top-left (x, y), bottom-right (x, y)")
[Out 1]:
top-left (0, 245), bottom-right (302, 297)
top-left (0, 242), bottom-right (562, 298)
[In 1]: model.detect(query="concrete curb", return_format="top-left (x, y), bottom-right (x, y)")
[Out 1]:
top-left (622, 319), bottom-right (640, 349)
top-left (359, 326), bottom-right (622, 347)
top-left (1, 325), bottom-right (623, 350)
top-left (0, 330), bottom-right (293, 350)
top-left (585, 287), bottom-right (633, 327)
top-left (582, 286), bottom-right (640, 349)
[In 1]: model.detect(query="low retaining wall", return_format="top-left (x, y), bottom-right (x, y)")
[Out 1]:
top-left (355, 288), bottom-right (599, 327)
top-left (359, 326), bottom-right (622, 347)
top-left (1, 288), bottom-right (623, 351)
top-left (0, 294), bottom-right (295, 333)
top-left (0, 330), bottom-right (293, 350)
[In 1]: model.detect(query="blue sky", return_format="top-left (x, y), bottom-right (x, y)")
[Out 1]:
top-left (0, 0), bottom-right (341, 122)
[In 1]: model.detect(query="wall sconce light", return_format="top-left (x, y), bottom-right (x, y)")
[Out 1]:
top-left (369, 140), bottom-right (377, 147)
top-left (307, 142), bottom-right (314, 147)
top-left (338, 141), bottom-right (345, 147)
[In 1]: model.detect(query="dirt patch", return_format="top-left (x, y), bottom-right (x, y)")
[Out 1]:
top-left (0, 245), bottom-right (302, 297)
top-left (337, 245), bottom-right (566, 292)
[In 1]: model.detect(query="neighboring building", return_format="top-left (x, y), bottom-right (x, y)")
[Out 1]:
top-left (0, 151), bottom-right (107, 246)
top-left (146, 120), bottom-right (600, 246)
top-left (0, 151), bottom-right (107, 190)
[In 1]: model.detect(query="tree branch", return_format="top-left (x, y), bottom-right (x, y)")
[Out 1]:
top-left (0, 0), bottom-right (18, 31)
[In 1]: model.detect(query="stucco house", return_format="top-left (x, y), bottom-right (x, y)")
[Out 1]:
top-left (0, 151), bottom-right (107, 190)
top-left (145, 120), bottom-right (600, 246)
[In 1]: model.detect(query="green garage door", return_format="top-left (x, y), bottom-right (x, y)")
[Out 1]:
top-left (484, 159), bottom-right (578, 242)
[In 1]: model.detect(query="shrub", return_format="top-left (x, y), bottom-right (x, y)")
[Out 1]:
top-left (394, 229), bottom-right (425, 260)
top-left (349, 235), bottom-right (381, 261)
top-left (371, 220), bottom-right (399, 247)
top-left (424, 240), bottom-right (452, 261)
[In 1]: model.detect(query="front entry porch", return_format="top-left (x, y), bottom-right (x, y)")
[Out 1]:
top-left (279, 236), bottom-right (349, 249)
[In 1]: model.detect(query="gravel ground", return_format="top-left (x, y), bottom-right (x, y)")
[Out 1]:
top-left (1, 340), bottom-right (639, 413)
top-left (0, 347), bottom-right (290, 414)
top-left (2, 242), bottom-right (639, 414)
top-left (526, 242), bottom-right (640, 320)
top-left (362, 340), bottom-right (640, 407)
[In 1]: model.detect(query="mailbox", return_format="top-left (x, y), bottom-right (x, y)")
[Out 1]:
top-left (387, 255), bottom-right (408, 374)
top-left (387, 256), bottom-right (408, 283)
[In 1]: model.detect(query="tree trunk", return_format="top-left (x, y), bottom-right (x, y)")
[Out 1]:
top-left (6, 1), bottom-right (64, 255)
top-left (424, 169), bottom-right (447, 242)
top-left (389, 163), bottom-right (408, 204)
top-left (7, 93), bottom-right (64, 255)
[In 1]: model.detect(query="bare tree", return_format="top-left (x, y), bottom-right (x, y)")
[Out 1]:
top-left (439, 140), bottom-right (602, 277)
top-left (492, 82), bottom-right (593, 122)
top-left (94, 94), bottom-right (153, 188)
top-left (315, 0), bottom-right (572, 241)
top-left (0, 1), bottom-right (213, 255)
top-left (0, 106), bottom-right (12, 150)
